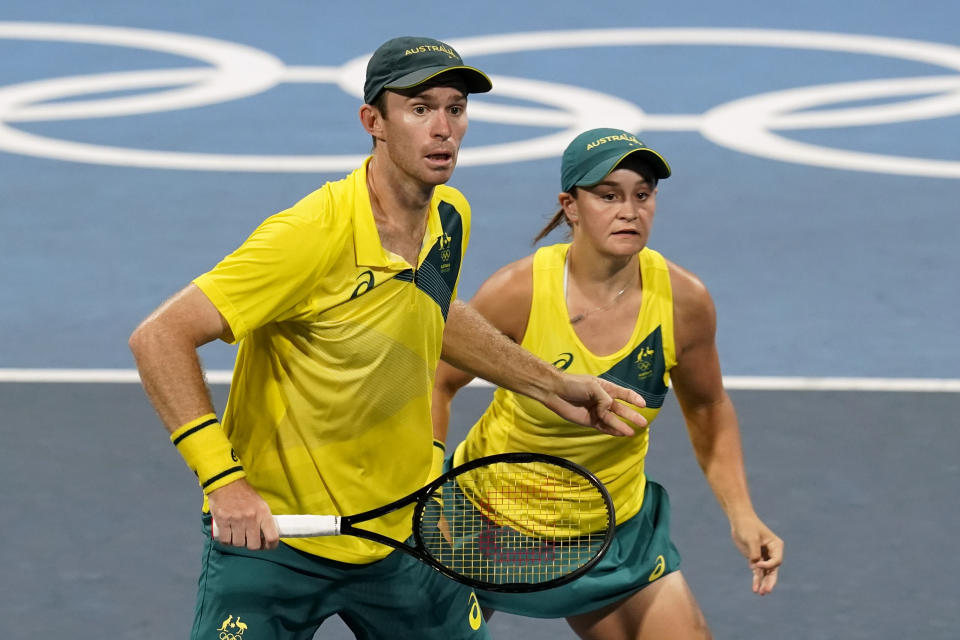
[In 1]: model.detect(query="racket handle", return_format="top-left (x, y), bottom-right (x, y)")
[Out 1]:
top-left (211, 515), bottom-right (341, 538)
top-left (275, 515), bottom-right (340, 537)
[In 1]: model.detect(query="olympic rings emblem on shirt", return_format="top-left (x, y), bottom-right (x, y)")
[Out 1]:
top-left (0, 23), bottom-right (958, 178)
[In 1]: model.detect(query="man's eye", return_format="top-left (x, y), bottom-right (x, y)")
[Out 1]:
top-left (413, 106), bottom-right (428, 115)
top-left (449, 106), bottom-right (464, 115)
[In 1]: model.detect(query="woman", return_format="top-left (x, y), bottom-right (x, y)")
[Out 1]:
top-left (432, 128), bottom-right (783, 639)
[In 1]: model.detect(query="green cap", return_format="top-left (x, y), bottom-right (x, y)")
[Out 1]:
top-left (363, 36), bottom-right (493, 104)
top-left (560, 128), bottom-right (671, 192)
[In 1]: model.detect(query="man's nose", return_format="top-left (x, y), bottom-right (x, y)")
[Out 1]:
top-left (432, 112), bottom-right (452, 139)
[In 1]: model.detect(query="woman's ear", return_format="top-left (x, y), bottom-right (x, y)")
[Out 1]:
top-left (558, 191), bottom-right (578, 224)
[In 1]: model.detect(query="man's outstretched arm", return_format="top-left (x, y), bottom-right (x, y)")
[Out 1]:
top-left (441, 300), bottom-right (647, 436)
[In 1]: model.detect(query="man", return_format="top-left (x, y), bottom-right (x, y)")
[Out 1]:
top-left (129, 37), bottom-right (648, 640)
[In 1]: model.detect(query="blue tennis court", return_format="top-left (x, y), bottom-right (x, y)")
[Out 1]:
top-left (1, 1), bottom-right (957, 638)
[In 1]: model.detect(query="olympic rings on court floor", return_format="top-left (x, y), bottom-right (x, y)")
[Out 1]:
top-left (1, 23), bottom-right (959, 177)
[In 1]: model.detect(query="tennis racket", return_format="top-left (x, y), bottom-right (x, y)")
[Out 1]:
top-left (213, 452), bottom-right (615, 593)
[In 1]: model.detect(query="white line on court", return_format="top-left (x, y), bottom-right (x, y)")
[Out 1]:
top-left (1, 369), bottom-right (959, 392)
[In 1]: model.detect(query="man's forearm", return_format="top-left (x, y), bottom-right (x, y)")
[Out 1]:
top-left (129, 285), bottom-right (229, 432)
top-left (441, 300), bottom-right (562, 403)
top-left (129, 321), bottom-right (218, 433)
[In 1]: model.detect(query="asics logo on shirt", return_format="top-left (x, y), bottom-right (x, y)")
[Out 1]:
top-left (350, 270), bottom-right (375, 299)
top-left (552, 352), bottom-right (574, 370)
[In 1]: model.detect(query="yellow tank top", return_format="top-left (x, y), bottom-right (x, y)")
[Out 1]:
top-left (454, 243), bottom-right (677, 525)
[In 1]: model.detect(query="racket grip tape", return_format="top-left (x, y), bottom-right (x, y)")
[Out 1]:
top-left (211, 515), bottom-right (341, 538)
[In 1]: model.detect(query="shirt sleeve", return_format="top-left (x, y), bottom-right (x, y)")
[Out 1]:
top-left (193, 197), bottom-right (341, 343)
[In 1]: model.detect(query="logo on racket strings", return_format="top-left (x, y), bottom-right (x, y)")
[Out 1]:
top-left (477, 528), bottom-right (556, 564)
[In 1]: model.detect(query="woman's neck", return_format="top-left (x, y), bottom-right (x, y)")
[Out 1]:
top-left (566, 242), bottom-right (639, 297)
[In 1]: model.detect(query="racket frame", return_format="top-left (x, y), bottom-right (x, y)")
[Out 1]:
top-left (409, 451), bottom-right (616, 593)
top-left (214, 452), bottom-right (616, 593)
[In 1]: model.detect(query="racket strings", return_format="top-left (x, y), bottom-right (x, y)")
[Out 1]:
top-left (418, 460), bottom-right (611, 587)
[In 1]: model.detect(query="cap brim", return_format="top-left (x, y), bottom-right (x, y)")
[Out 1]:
top-left (576, 148), bottom-right (672, 187)
top-left (384, 65), bottom-right (492, 95)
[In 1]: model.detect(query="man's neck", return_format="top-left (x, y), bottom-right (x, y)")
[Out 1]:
top-left (366, 155), bottom-right (434, 266)
top-left (366, 155), bottom-right (434, 227)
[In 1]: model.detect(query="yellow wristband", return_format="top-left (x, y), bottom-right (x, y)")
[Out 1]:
top-left (170, 413), bottom-right (246, 494)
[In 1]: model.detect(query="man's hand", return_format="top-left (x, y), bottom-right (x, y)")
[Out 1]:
top-left (543, 374), bottom-right (648, 436)
top-left (730, 514), bottom-right (783, 595)
top-left (208, 478), bottom-right (280, 551)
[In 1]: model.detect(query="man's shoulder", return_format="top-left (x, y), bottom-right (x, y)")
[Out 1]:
top-left (283, 167), bottom-right (364, 228)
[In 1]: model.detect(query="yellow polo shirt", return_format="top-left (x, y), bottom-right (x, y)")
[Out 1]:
top-left (194, 157), bottom-right (470, 563)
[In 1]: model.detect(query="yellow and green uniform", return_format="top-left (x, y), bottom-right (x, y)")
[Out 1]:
top-left (454, 242), bottom-right (677, 525)
top-left (452, 242), bottom-right (681, 618)
top-left (193, 514), bottom-right (487, 638)
top-left (194, 157), bottom-right (470, 564)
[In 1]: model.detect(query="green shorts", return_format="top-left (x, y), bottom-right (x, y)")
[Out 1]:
top-left (191, 514), bottom-right (489, 640)
top-left (441, 454), bottom-right (680, 619)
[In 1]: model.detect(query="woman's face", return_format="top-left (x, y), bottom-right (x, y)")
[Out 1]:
top-left (562, 161), bottom-right (658, 257)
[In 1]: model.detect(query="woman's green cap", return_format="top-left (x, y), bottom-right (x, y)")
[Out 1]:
top-left (561, 128), bottom-right (671, 192)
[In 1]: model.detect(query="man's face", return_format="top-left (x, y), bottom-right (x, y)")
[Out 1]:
top-left (375, 85), bottom-right (468, 187)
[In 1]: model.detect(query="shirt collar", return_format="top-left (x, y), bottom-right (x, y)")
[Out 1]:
top-left (353, 156), bottom-right (445, 269)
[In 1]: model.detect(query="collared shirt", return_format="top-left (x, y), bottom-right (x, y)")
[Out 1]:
top-left (194, 157), bottom-right (471, 563)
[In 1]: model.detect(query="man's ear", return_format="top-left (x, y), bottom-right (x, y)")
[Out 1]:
top-left (359, 103), bottom-right (384, 142)
top-left (558, 192), bottom-right (579, 224)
